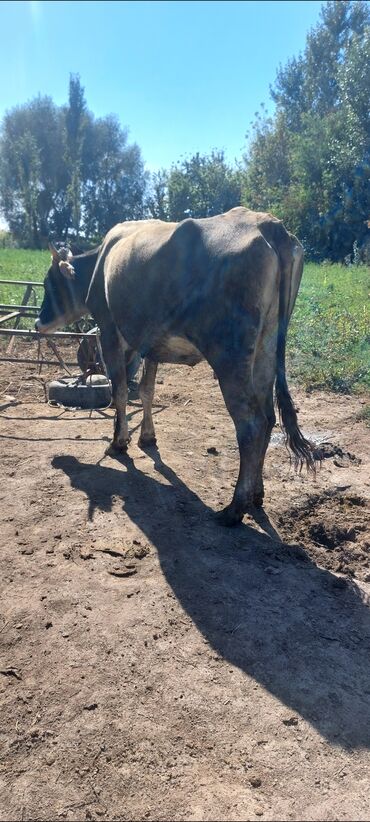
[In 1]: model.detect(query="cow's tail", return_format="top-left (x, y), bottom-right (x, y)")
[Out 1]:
top-left (275, 242), bottom-right (316, 473)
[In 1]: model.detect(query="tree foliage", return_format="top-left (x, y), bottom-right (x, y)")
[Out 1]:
top-left (0, 75), bottom-right (148, 247)
top-left (64, 74), bottom-right (87, 237)
top-left (83, 115), bottom-right (147, 238)
top-left (242, 0), bottom-right (370, 260)
top-left (147, 151), bottom-right (242, 222)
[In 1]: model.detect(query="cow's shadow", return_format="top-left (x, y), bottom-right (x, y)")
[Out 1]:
top-left (52, 448), bottom-right (370, 750)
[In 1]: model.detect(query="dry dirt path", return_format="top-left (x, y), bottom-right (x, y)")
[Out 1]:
top-left (0, 361), bottom-right (369, 821)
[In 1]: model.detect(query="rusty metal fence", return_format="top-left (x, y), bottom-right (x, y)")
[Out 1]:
top-left (0, 278), bottom-right (97, 374)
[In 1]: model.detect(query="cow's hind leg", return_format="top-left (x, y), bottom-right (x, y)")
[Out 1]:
top-left (99, 324), bottom-right (131, 454)
top-left (252, 391), bottom-right (275, 507)
top-left (138, 359), bottom-right (158, 447)
top-left (216, 360), bottom-right (268, 526)
top-left (252, 308), bottom-right (279, 507)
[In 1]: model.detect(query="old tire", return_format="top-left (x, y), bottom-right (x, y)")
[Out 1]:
top-left (47, 376), bottom-right (112, 409)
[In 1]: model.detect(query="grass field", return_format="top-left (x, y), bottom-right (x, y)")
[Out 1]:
top-left (0, 248), bottom-right (48, 335)
top-left (288, 262), bottom-right (369, 393)
top-left (0, 249), bottom-right (369, 393)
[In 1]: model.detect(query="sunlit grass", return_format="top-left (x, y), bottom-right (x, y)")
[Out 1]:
top-left (288, 262), bottom-right (369, 393)
top-left (0, 248), bottom-right (49, 330)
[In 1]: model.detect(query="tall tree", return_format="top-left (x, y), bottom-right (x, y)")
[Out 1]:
top-left (0, 77), bottom-right (148, 246)
top-left (0, 97), bottom-right (67, 246)
top-left (64, 74), bottom-right (88, 239)
top-left (271, 0), bottom-right (369, 128)
top-left (82, 114), bottom-right (148, 238)
top-left (146, 170), bottom-right (169, 220)
top-left (162, 151), bottom-right (241, 222)
top-left (242, 0), bottom-right (370, 260)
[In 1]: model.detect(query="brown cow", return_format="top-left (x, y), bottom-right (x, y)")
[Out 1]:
top-left (37, 208), bottom-right (314, 525)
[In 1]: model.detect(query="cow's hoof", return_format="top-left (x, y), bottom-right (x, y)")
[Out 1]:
top-left (138, 435), bottom-right (157, 448)
top-left (105, 440), bottom-right (130, 457)
top-left (253, 491), bottom-right (264, 507)
top-left (215, 504), bottom-right (244, 527)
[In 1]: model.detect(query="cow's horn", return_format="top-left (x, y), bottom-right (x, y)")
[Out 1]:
top-left (49, 242), bottom-right (60, 260)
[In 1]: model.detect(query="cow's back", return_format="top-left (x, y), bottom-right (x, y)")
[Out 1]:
top-left (91, 208), bottom-right (300, 358)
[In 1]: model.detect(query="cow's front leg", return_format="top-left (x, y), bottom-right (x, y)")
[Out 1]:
top-left (99, 325), bottom-right (131, 454)
top-left (138, 359), bottom-right (158, 447)
top-left (216, 364), bottom-right (267, 526)
top-left (109, 379), bottom-right (130, 454)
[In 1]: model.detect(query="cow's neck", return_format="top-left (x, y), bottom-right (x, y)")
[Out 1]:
top-left (72, 247), bottom-right (100, 305)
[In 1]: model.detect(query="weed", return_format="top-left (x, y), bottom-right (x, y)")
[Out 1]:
top-left (356, 405), bottom-right (370, 427)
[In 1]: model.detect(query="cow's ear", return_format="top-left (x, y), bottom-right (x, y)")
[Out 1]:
top-left (59, 260), bottom-right (76, 280)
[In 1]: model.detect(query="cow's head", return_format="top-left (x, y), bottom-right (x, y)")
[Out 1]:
top-left (36, 244), bottom-right (86, 332)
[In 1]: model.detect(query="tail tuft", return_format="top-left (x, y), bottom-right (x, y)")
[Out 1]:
top-left (276, 375), bottom-right (316, 474)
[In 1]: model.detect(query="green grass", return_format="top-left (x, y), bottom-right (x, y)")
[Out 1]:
top-left (0, 248), bottom-right (49, 329)
top-left (288, 262), bottom-right (369, 393)
top-left (0, 247), bottom-right (48, 296)
top-left (0, 249), bottom-right (369, 393)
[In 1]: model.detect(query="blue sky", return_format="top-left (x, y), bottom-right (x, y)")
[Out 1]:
top-left (1, 0), bottom-right (323, 171)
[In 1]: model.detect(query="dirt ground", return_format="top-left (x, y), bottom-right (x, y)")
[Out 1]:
top-left (0, 344), bottom-right (370, 822)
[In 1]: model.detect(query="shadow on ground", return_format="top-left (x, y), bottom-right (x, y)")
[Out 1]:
top-left (52, 448), bottom-right (370, 751)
